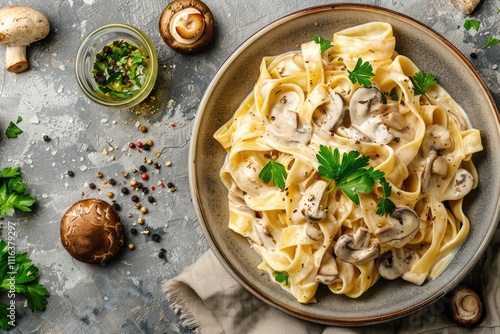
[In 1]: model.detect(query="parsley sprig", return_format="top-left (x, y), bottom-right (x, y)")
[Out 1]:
top-left (259, 160), bottom-right (287, 190)
top-left (316, 145), bottom-right (395, 216)
top-left (5, 117), bottom-right (24, 139)
top-left (312, 35), bottom-right (333, 53)
top-left (464, 19), bottom-right (480, 31)
top-left (483, 35), bottom-right (500, 48)
top-left (0, 167), bottom-right (36, 218)
top-left (347, 58), bottom-right (374, 87)
top-left (0, 240), bottom-right (49, 330)
top-left (409, 70), bottom-right (437, 96)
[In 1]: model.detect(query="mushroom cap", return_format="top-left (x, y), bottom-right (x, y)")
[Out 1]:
top-left (159, 0), bottom-right (214, 53)
top-left (60, 198), bottom-right (124, 264)
top-left (445, 286), bottom-right (484, 326)
top-left (0, 6), bottom-right (50, 46)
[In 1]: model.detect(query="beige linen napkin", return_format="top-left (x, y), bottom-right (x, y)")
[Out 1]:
top-left (163, 228), bottom-right (500, 334)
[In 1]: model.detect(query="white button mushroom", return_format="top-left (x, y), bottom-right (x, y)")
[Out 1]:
top-left (375, 206), bottom-right (420, 248)
top-left (334, 227), bottom-right (380, 265)
top-left (299, 180), bottom-right (328, 222)
top-left (315, 251), bottom-right (339, 285)
top-left (315, 92), bottom-right (345, 132)
top-left (441, 168), bottom-right (475, 201)
top-left (0, 6), bottom-right (50, 73)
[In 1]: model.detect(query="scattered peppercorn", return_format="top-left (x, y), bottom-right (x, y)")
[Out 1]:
top-left (112, 202), bottom-right (121, 211)
top-left (67, 170), bottom-right (75, 177)
top-left (131, 168), bottom-right (138, 173)
top-left (109, 178), bottom-right (116, 185)
top-left (136, 142), bottom-right (143, 148)
top-left (154, 163), bottom-right (161, 169)
top-left (139, 165), bottom-right (147, 172)
top-left (96, 172), bottom-right (103, 178)
top-left (145, 158), bottom-right (153, 165)
top-left (131, 195), bottom-right (139, 202)
top-left (167, 182), bottom-right (175, 188)
top-left (89, 183), bottom-right (96, 189)
top-left (138, 217), bottom-right (145, 225)
top-left (151, 233), bottom-right (161, 242)
top-left (130, 228), bottom-right (138, 235)
top-left (107, 191), bottom-right (114, 199)
top-left (121, 187), bottom-right (129, 194)
top-left (139, 125), bottom-right (148, 133)
top-left (128, 243), bottom-right (135, 250)
top-left (142, 187), bottom-right (149, 194)
top-left (147, 196), bottom-right (155, 203)
top-left (129, 142), bottom-right (136, 149)
top-left (141, 173), bottom-right (149, 181)
top-left (43, 135), bottom-right (51, 142)
top-left (147, 139), bottom-right (154, 146)
top-left (470, 52), bottom-right (477, 59)
top-left (142, 143), bottom-right (150, 151)
top-left (140, 206), bottom-right (148, 214)
top-left (158, 248), bottom-right (167, 260)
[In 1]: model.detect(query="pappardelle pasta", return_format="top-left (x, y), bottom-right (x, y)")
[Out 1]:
top-left (214, 22), bottom-right (483, 303)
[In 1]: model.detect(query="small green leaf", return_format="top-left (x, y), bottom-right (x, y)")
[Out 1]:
top-left (5, 121), bottom-right (23, 138)
top-left (274, 271), bottom-right (289, 286)
top-left (348, 58), bottom-right (374, 87)
top-left (259, 160), bottom-right (287, 189)
top-left (464, 19), bottom-right (480, 31)
top-left (483, 35), bottom-right (500, 48)
top-left (409, 70), bottom-right (437, 96)
top-left (312, 35), bottom-right (333, 53)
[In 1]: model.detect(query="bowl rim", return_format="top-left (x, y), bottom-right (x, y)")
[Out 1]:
top-left (189, 3), bottom-right (500, 325)
top-left (75, 22), bottom-right (159, 109)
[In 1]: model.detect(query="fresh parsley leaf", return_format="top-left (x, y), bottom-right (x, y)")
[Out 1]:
top-left (316, 145), bottom-right (394, 215)
top-left (0, 167), bottom-right (36, 218)
top-left (376, 178), bottom-right (396, 216)
top-left (274, 271), bottom-right (289, 286)
top-left (483, 35), bottom-right (500, 48)
top-left (389, 87), bottom-right (399, 101)
top-left (347, 58), bottom-right (374, 87)
top-left (5, 121), bottom-right (23, 139)
top-left (312, 35), bottom-right (333, 53)
top-left (409, 70), bottom-right (437, 96)
top-left (0, 240), bottom-right (49, 330)
top-left (259, 160), bottom-right (287, 189)
top-left (464, 19), bottom-right (480, 31)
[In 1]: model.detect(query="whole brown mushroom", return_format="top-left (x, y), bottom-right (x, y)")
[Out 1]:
top-left (159, 0), bottom-right (214, 53)
top-left (60, 198), bottom-right (124, 264)
top-left (0, 6), bottom-right (50, 73)
top-left (445, 286), bottom-right (484, 327)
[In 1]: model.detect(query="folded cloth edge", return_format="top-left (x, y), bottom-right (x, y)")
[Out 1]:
top-left (163, 280), bottom-right (201, 333)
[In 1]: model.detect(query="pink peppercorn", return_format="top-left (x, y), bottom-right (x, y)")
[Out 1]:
top-left (141, 173), bottom-right (149, 180)
top-left (129, 142), bottom-right (136, 149)
top-left (136, 141), bottom-right (143, 148)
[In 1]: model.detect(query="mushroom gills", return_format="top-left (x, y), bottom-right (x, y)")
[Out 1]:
top-left (171, 8), bottom-right (205, 43)
top-left (315, 92), bottom-right (345, 132)
top-left (315, 251), bottom-right (339, 284)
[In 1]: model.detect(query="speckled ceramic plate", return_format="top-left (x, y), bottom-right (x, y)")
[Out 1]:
top-left (189, 4), bottom-right (500, 325)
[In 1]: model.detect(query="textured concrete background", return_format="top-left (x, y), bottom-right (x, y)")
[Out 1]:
top-left (0, 0), bottom-right (498, 333)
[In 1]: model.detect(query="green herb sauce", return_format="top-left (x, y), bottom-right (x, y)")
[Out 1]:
top-left (92, 40), bottom-right (148, 99)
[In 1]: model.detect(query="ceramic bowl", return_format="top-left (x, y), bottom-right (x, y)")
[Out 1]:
top-left (189, 4), bottom-right (500, 325)
top-left (75, 23), bottom-right (158, 109)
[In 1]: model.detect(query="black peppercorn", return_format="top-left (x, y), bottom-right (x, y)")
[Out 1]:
top-left (121, 187), bottom-right (129, 194)
top-left (112, 203), bottom-right (121, 211)
top-left (142, 143), bottom-right (150, 151)
top-left (131, 195), bottom-right (139, 202)
top-left (167, 182), bottom-right (175, 188)
top-left (139, 165), bottom-right (147, 172)
top-left (147, 196), bottom-right (155, 203)
top-left (130, 228), bottom-right (138, 235)
top-left (43, 135), bottom-right (51, 142)
top-left (151, 233), bottom-right (161, 242)
top-left (89, 183), bottom-right (96, 189)
top-left (109, 178), bottom-right (116, 185)
top-left (67, 170), bottom-right (75, 177)
top-left (142, 187), bottom-right (149, 194)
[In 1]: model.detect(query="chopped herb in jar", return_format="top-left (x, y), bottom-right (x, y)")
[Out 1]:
top-left (92, 40), bottom-right (148, 99)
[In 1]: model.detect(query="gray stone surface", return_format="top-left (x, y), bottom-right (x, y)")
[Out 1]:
top-left (0, 0), bottom-right (498, 333)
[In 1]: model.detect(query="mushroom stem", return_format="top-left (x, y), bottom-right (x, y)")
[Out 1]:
top-left (5, 45), bottom-right (29, 73)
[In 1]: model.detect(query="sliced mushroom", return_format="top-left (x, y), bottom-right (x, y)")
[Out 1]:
top-left (381, 111), bottom-right (405, 131)
top-left (0, 6), bottom-right (50, 73)
top-left (378, 247), bottom-right (420, 280)
top-left (347, 86), bottom-right (396, 144)
top-left (441, 168), bottom-right (474, 201)
top-left (421, 150), bottom-right (448, 193)
top-left (421, 124), bottom-right (454, 156)
top-left (315, 92), bottom-right (345, 132)
top-left (316, 251), bottom-right (339, 284)
top-left (159, 0), bottom-right (214, 53)
top-left (305, 223), bottom-right (323, 241)
top-left (334, 227), bottom-right (380, 265)
top-left (375, 206), bottom-right (420, 248)
top-left (299, 180), bottom-right (328, 222)
top-left (337, 125), bottom-right (371, 142)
